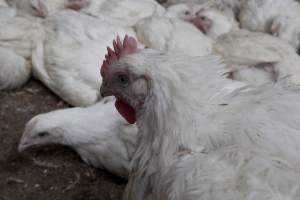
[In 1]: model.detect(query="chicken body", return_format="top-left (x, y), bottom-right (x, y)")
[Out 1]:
top-left (19, 98), bottom-right (137, 179)
top-left (100, 47), bottom-right (300, 199)
top-left (135, 16), bottom-right (213, 56)
top-left (0, 6), bottom-right (44, 89)
top-left (78, 0), bottom-right (165, 26)
top-left (214, 30), bottom-right (300, 86)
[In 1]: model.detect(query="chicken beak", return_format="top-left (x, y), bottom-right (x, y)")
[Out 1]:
top-left (100, 85), bottom-right (112, 98)
top-left (18, 139), bottom-right (30, 152)
top-left (18, 143), bottom-right (28, 152)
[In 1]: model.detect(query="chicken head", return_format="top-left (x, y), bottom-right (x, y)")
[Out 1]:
top-left (100, 35), bottom-right (149, 124)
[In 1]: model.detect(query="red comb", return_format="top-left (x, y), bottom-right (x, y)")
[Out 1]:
top-left (101, 35), bottom-right (138, 77)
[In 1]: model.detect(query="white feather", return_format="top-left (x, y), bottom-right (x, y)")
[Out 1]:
top-left (135, 16), bottom-right (214, 56)
top-left (32, 10), bottom-right (138, 106)
top-left (80, 0), bottom-right (165, 26)
top-left (108, 49), bottom-right (300, 199)
top-left (0, 47), bottom-right (31, 90)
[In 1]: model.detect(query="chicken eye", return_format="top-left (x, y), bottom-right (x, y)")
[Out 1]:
top-left (117, 74), bottom-right (129, 87)
top-left (184, 11), bottom-right (190, 15)
top-left (200, 16), bottom-right (207, 21)
top-left (38, 132), bottom-right (49, 137)
top-left (31, 5), bottom-right (38, 11)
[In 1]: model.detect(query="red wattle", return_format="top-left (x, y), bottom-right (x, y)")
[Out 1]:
top-left (115, 99), bottom-right (136, 124)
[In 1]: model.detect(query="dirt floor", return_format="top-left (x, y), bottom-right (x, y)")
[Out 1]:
top-left (0, 80), bottom-right (126, 200)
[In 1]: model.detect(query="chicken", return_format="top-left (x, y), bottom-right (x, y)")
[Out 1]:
top-left (6, 0), bottom-right (65, 17)
top-left (134, 16), bottom-right (213, 56)
top-left (0, 6), bottom-right (44, 89)
top-left (32, 10), bottom-right (138, 106)
top-left (18, 97), bottom-right (137, 179)
top-left (70, 0), bottom-right (165, 26)
top-left (214, 30), bottom-right (300, 86)
top-left (239, 0), bottom-right (300, 52)
top-left (165, 3), bottom-right (239, 39)
top-left (100, 36), bottom-right (300, 199)
top-left (188, 6), bottom-right (238, 39)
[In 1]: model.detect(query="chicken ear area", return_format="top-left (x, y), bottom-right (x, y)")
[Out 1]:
top-left (115, 99), bottom-right (136, 124)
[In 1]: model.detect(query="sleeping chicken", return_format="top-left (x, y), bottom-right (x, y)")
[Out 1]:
top-left (100, 36), bottom-right (300, 199)
top-left (18, 97), bottom-right (137, 179)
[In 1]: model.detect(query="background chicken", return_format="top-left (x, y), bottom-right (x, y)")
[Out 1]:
top-left (135, 16), bottom-right (213, 56)
top-left (165, 2), bottom-right (239, 39)
top-left (32, 10), bottom-right (138, 106)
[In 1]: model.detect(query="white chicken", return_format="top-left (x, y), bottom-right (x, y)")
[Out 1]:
top-left (0, 6), bottom-right (44, 89)
top-left (32, 10), bottom-right (139, 106)
top-left (189, 6), bottom-right (238, 39)
top-left (165, 3), bottom-right (239, 39)
top-left (99, 36), bottom-right (300, 199)
top-left (134, 16), bottom-right (213, 56)
top-left (239, 0), bottom-right (300, 52)
top-left (214, 30), bottom-right (300, 86)
top-left (69, 0), bottom-right (165, 26)
top-left (18, 98), bottom-right (137, 179)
